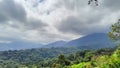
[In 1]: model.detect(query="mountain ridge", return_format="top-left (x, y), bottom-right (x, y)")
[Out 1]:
top-left (45, 33), bottom-right (115, 49)
top-left (0, 33), bottom-right (115, 51)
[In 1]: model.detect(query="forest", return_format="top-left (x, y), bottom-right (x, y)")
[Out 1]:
top-left (0, 44), bottom-right (119, 68)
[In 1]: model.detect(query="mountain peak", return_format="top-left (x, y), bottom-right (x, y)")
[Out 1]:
top-left (64, 33), bottom-right (114, 49)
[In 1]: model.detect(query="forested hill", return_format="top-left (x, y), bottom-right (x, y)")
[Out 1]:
top-left (0, 44), bottom-right (118, 68)
top-left (0, 47), bottom-right (80, 68)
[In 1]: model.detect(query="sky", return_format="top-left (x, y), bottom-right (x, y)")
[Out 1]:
top-left (0, 0), bottom-right (120, 44)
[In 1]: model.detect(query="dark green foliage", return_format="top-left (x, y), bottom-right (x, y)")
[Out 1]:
top-left (0, 47), bottom-right (79, 68)
top-left (0, 46), bottom-right (117, 68)
top-left (56, 54), bottom-right (70, 66)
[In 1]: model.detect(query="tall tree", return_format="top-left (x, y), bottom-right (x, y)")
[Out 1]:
top-left (108, 19), bottom-right (120, 41)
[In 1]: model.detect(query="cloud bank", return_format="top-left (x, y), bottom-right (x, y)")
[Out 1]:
top-left (0, 0), bottom-right (120, 44)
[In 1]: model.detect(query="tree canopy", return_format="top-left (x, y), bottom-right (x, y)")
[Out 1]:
top-left (108, 19), bottom-right (120, 41)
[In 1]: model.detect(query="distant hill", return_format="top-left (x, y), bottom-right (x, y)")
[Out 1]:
top-left (44, 41), bottom-right (67, 48)
top-left (0, 41), bottom-right (43, 51)
top-left (45, 33), bottom-right (115, 49)
top-left (65, 33), bottom-right (115, 49)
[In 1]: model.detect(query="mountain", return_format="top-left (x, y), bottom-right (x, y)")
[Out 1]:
top-left (44, 33), bottom-right (115, 49)
top-left (0, 41), bottom-right (43, 51)
top-left (65, 33), bottom-right (115, 49)
top-left (0, 33), bottom-right (116, 51)
top-left (43, 41), bottom-right (67, 48)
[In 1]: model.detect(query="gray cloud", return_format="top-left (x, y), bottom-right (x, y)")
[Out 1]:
top-left (0, 0), bottom-right (48, 43)
top-left (0, 0), bottom-right (47, 30)
top-left (25, 18), bottom-right (47, 30)
top-left (0, 0), bottom-right (120, 43)
top-left (55, 0), bottom-right (120, 36)
top-left (103, 0), bottom-right (120, 11)
top-left (60, 0), bottom-right (120, 11)
top-left (56, 0), bottom-right (86, 10)
top-left (0, 0), bottom-right (26, 23)
top-left (56, 16), bottom-right (109, 35)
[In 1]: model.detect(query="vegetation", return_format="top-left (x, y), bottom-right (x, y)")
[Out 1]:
top-left (0, 46), bottom-right (117, 68)
top-left (0, 47), bottom-right (80, 68)
top-left (68, 45), bottom-right (120, 68)
top-left (53, 47), bottom-right (117, 68)
top-left (108, 19), bottom-right (120, 41)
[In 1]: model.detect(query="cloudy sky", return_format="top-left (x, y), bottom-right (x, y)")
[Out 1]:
top-left (0, 0), bottom-right (120, 44)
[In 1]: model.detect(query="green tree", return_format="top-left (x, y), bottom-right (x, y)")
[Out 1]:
top-left (57, 54), bottom-right (66, 65)
top-left (108, 19), bottom-right (120, 41)
top-left (54, 54), bottom-right (70, 67)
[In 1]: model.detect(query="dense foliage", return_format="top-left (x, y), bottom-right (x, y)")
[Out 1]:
top-left (0, 47), bottom-right (79, 68)
top-left (68, 45), bottom-right (120, 68)
top-left (52, 47), bottom-right (117, 68)
top-left (0, 46), bottom-right (117, 68)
